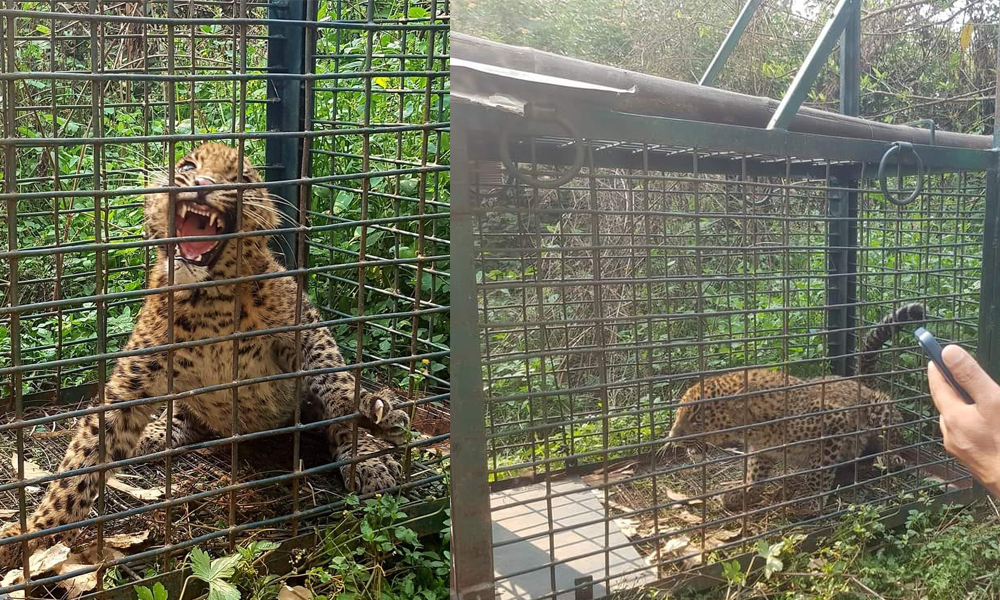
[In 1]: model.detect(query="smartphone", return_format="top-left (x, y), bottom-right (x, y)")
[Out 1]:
top-left (914, 327), bottom-right (976, 405)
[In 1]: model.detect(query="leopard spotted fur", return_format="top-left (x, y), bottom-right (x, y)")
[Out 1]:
top-left (667, 304), bottom-right (925, 513)
top-left (0, 143), bottom-right (411, 570)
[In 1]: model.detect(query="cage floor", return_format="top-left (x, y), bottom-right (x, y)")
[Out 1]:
top-left (574, 444), bottom-right (969, 581)
top-left (0, 397), bottom-right (450, 564)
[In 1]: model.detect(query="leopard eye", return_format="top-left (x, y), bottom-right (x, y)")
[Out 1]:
top-left (178, 161), bottom-right (196, 173)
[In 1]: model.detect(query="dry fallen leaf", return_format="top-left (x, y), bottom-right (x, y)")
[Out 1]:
top-left (106, 477), bottom-right (164, 501)
top-left (702, 527), bottom-right (744, 551)
top-left (9, 454), bottom-right (51, 493)
top-left (662, 536), bottom-right (690, 555)
top-left (663, 488), bottom-right (703, 507)
top-left (30, 429), bottom-right (73, 440)
top-left (0, 509), bottom-right (17, 518)
top-left (582, 462), bottom-right (637, 487)
top-left (29, 543), bottom-right (72, 574)
top-left (1, 567), bottom-right (25, 599)
top-left (670, 511), bottom-right (704, 525)
top-left (0, 543), bottom-right (74, 599)
top-left (48, 546), bottom-right (124, 599)
top-left (8, 454), bottom-right (162, 501)
top-left (616, 517), bottom-right (640, 538)
top-left (55, 559), bottom-right (99, 599)
top-left (9, 454), bottom-right (52, 481)
top-left (277, 585), bottom-right (314, 600)
top-left (102, 529), bottom-right (153, 551)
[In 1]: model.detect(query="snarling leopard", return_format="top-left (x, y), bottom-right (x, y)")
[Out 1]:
top-left (667, 304), bottom-right (925, 512)
top-left (0, 142), bottom-right (411, 570)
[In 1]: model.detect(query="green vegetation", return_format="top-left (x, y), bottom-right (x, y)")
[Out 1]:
top-left (132, 494), bottom-right (450, 600)
top-left (686, 500), bottom-right (1000, 599)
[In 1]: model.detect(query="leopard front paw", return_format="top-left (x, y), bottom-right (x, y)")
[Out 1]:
top-left (722, 486), bottom-right (766, 511)
top-left (334, 431), bottom-right (405, 495)
top-left (339, 453), bottom-right (404, 495)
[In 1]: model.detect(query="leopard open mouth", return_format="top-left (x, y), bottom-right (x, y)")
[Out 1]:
top-left (173, 200), bottom-right (231, 267)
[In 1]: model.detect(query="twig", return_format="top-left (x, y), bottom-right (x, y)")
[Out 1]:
top-left (849, 576), bottom-right (886, 600)
top-left (862, 0), bottom-right (937, 22)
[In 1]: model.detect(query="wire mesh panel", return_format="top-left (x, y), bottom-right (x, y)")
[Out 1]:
top-left (454, 94), bottom-right (995, 598)
top-left (0, 0), bottom-right (449, 595)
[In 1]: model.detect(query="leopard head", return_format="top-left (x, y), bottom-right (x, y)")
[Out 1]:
top-left (666, 379), bottom-right (743, 460)
top-left (145, 142), bottom-right (280, 284)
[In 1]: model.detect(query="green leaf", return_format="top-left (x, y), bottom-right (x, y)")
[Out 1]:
top-left (399, 178), bottom-right (419, 196)
top-left (152, 582), bottom-right (169, 600)
top-left (360, 520), bottom-right (375, 542)
top-left (189, 548), bottom-right (212, 581)
top-left (136, 586), bottom-right (154, 600)
top-left (334, 191), bottom-right (353, 214)
top-left (394, 526), bottom-right (419, 546)
top-left (374, 76), bottom-right (391, 89)
top-left (208, 554), bottom-right (242, 582)
top-left (207, 579), bottom-right (241, 600)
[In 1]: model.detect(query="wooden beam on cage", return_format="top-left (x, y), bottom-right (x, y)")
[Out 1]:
top-left (453, 33), bottom-right (995, 151)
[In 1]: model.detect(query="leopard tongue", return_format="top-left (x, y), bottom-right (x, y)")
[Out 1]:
top-left (179, 215), bottom-right (219, 260)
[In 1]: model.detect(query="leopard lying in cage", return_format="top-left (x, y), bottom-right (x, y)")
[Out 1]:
top-left (666, 304), bottom-right (925, 513)
top-left (0, 143), bottom-right (412, 570)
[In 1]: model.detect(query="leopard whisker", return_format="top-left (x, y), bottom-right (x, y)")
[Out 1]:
top-left (266, 192), bottom-right (302, 213)
top-left (244, 201), bottom-right (299, 226)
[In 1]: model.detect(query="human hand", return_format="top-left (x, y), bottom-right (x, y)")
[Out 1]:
top-left (928, 344), bottom-right (1000, 494)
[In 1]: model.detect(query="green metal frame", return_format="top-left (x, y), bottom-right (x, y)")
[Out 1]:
top-left (700, 0), bottom-right (863, 130)
top-left (266, 0), bottom-right (309, 268)
top-left (459, 102), bottom-right (996, 175)
top-left (698, 0), bottom-right (763, 87)
top-left (768, 0), bottom-right (862, 130)
top-left (450, 111), bottom-right (497, 600)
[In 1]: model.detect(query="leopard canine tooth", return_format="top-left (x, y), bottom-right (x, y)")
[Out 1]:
top-left (209, 213), bottom-right (217, 228)
top-left (178, 203), bottom-right (188, 219)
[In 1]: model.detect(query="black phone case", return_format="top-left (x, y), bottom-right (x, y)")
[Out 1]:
top-left (914, 327), bottom-right (976, 405)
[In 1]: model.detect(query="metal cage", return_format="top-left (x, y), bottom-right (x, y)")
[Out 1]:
top-left (451, 49), bottom-right (998, 600)
top-left (0, 0), bottom-right (450, 596)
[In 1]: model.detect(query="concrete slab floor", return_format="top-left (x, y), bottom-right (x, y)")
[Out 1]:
top-left (491, 477), bottom-right (656, 600)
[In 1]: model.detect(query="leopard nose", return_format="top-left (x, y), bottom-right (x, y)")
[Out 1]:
top-left (194, 176), bottom-right (216, 186)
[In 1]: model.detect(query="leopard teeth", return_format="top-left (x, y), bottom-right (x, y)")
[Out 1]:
top-left (178, 203), bottom-right (188, 219)
top-left (209, 213), bottom-right (217, 228)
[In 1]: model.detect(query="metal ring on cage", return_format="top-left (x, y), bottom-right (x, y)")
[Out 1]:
top-left (878, 142), bottom-right (925, 206)
top-left (499, 107), bottom-right (586, 189)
